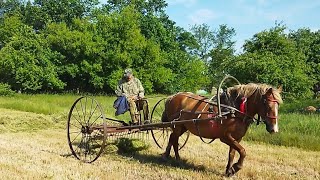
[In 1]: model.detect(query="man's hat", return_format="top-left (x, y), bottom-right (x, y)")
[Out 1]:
top-left (124, 68), bottom-right (133, 77)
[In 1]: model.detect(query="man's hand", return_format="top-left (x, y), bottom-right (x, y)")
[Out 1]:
top-left (129, 96), bottom-right (138, 100)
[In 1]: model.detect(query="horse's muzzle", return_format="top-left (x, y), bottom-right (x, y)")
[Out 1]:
top-left (267, 128), bottom-right (276, 134)
top-left (265, 119), bottom-right (279, 134)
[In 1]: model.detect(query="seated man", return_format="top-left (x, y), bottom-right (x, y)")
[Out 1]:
top-left (115, 68), bottom-right (149, 125)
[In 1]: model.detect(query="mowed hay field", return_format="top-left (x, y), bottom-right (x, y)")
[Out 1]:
top-left (0, 95), bottom-right (320, 179)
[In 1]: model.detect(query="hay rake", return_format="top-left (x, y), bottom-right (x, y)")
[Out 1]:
top-left (67, 96), bottom-right (190, 163)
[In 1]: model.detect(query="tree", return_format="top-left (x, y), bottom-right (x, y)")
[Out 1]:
top-left (100, 1), bottom-right (207, 93)
top-left (189, 24), bottom-right (236, 87)
top-left (45, 18), bottom-right (107, 92)
top-left (175, 27), bottom-right (198, 52)
top-left (308, 31), bottom-right (320, 83)
top-left (0, 0), bottom-right (22, 18)
top-left (208, 24), bottom-right (236, 85)
top-left (289, 28), bottom-right (320, 85)
top-left (102, 0), bottom-right (167, 15)
top-left (190, 23), bottom-right (215, 61)
top-left (0, 0), bottom-right (214, 94)
top-left (230, 25), bottom-right (313, 99)
top-left (3, 0), bottom-right (100, 30)
top-left (0, 16), bottom-right (64, 92)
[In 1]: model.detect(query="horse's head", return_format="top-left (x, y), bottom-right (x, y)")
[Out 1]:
top-left (255, 87), bottom-right (282, 134)
top-left (228, 84), bottom-right (283, 134)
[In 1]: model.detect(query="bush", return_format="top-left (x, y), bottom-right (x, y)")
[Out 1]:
top-left (0, 83), bottom-right (15, 96)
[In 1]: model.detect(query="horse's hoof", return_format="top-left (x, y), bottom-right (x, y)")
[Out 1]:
top-left (161, 153), bottom-right (169, 161)
top-left (225, 164), bottom-right (241, 177)
top-left (225, 167), bottom-right (235, 177)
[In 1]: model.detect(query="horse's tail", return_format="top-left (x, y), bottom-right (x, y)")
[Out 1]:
top-left (161, 96), bottom-right (172, 122)
top-left (161, 111), bottom-right (168, 122)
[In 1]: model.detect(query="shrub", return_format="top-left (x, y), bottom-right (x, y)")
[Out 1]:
top-left (0, 83), bottom-right (15, 96)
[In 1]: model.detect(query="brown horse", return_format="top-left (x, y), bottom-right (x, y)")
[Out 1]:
top-left (161, 83), bottom-right (283, 177)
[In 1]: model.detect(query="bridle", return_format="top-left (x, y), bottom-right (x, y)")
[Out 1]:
top-left (262, 94), bottom-right (279, 120)
top-left (247, 91), bottom-right (279, 125)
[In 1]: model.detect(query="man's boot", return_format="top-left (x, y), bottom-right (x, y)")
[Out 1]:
top-left (135, 113), bottom-right (140, 125)
top-left (130, 114), bottom-right (137, 125)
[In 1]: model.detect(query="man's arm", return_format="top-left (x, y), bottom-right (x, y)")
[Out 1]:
top-left (115, 80), bottom-right (126, 97)
top-left (136, 79), bottom-right (145, 98)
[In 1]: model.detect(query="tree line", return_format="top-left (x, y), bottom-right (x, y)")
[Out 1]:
top-left (0, 0), bottom-right (319, 99)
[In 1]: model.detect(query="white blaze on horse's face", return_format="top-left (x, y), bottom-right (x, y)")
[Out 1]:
top-left (273, 103), bottom-right (279, 133)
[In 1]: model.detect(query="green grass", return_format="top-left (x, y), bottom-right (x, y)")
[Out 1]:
top-left (245, 98), bottom-right (320, 151)
top-left (245, 113), bottom-right (320, 151)
top-left (0, 93), bottom-right (165, 132)
top-left (0, 93), bottom-right (165, 115)
top-left (0, 94), bottom-right (77, 115)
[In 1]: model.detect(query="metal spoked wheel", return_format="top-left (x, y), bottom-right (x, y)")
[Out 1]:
top-left (150, 98), bottom-right (190, 150)
top-left (67, 96), bottom-right (106, 163)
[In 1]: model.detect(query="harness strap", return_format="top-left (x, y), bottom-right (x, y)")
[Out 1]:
top-left (257, 115), bottom-right (261, 125)
top-left (183, 94), bottom-right (259, 122)
top-left (192, 111), bottom-right (231, 144)
top-left (194, 119), bottom-right (215, 144)
top-left (183, 94), bottom-right (240, 113)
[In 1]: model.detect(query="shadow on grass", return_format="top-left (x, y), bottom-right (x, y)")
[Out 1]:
top-left (60, 153), bottom-right (74, 158)
top-left (61, 138), bottom-right (223, 176)
top-left (109, 138), bottom-right (222, 176)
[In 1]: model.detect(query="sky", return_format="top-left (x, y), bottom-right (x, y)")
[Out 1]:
top-left (165, 0), bottom-right (320, 52)
top-left (99, 0), bottom-right (320, 52)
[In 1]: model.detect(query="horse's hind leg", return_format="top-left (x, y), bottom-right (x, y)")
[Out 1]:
top-left (172, 125), bottom-right (187, 160)
top-left (162, 134), bottom-right (172, 159)
top-left (162, 134), bottom-right (173, 159)
top-left (162, 125), bottom-right (187, 160)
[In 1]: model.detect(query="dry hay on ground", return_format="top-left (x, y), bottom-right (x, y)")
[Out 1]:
top-left (0, 110), bottom-right (319, 179)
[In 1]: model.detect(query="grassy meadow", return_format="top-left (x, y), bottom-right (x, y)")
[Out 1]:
top-left (0, 94), bottom-right (319, 179)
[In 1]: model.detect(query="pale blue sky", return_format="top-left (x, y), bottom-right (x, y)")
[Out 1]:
top-left (165, 0), bottom-right (320, 52)
top-left (100, 0), bottom-right (320, 52)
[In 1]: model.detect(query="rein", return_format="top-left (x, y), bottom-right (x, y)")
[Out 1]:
top-left (182, 94), bottom-right (259, 122)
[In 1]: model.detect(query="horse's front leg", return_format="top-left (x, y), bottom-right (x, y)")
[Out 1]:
top-left (225, 137), bottom-right (243, 174)
top-left (225, 147), bottom-right (236, 175)
top-left (221, 134), bottom-right (246, 177)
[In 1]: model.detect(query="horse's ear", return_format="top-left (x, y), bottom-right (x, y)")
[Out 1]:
top-left (266, 88), bottom-right (273, 94)
top-left (277, 85), bottom-right (283, 93)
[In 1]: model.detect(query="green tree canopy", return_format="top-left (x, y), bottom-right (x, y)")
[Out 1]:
top-left (0, 0), bottom-right (319, 99)
top-left (0, 15), bottom-right (64, 92)
top-left (229, 25), bottom-right (313, 99)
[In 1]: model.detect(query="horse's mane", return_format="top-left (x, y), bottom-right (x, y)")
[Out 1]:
top-left (226, 83), bottom-right (283, 104)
